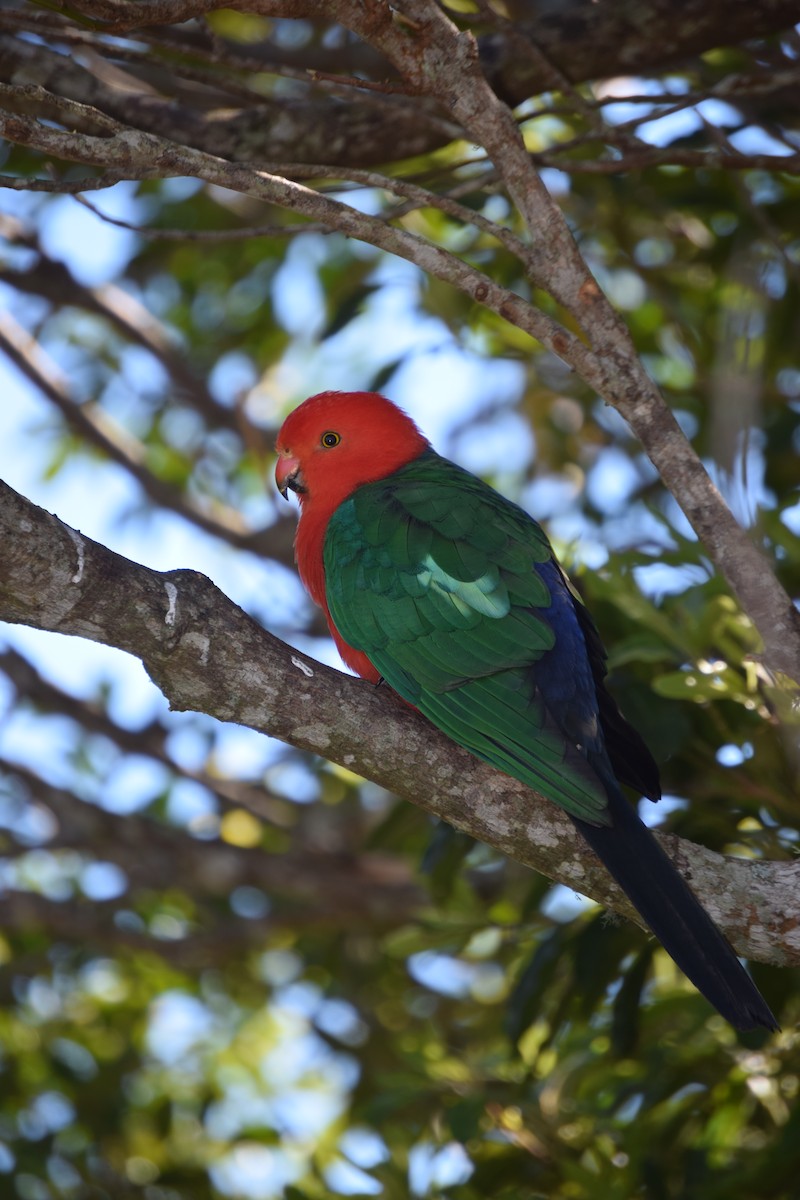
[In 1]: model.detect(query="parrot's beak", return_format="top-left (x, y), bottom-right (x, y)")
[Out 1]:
top-left (275, 452), bottom-right (305, 499)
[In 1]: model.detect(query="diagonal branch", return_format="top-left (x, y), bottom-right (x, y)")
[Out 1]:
top-left (0, 213), bottom-right (265, 441)
top-left (0, 646), bottom-right (296, 825)
top-left (1, 476), bottom-right (797, 966)
top-left (1, 757), bottom-right (422, 921)
top-left (0, 306), bottom-right (297, 561)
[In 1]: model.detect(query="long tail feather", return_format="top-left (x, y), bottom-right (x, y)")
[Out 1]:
top-left (573, 787), bottom-right (778, 1031)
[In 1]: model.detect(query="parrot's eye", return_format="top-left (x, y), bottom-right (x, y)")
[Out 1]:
top-left (321, 431), bottom-right (341, 448)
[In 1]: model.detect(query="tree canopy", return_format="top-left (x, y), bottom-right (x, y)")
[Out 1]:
top-left (0, 2), bottom-right (800, 1197)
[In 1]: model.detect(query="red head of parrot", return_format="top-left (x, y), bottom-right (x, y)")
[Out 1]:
top-left (275, 390), bottom-right (428, 681)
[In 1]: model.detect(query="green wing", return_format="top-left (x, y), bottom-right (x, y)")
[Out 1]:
top-left (323, 450), bottom-right (610, 823)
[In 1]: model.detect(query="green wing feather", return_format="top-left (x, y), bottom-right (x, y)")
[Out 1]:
top-left (323, 450), bottom-right (610, 823)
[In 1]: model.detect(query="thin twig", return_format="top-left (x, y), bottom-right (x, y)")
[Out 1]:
top-left (0, 309), bottom-right (277, 554)
top-left (307, 68), bottom-right (412, 95)
top-left (0, 172), bottom-right (126, 193)
top-left (73, 191), bottom-right (333, 239)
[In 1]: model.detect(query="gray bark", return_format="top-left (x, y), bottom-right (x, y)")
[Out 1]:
top-left (2, 477), bottom-right (798, 966)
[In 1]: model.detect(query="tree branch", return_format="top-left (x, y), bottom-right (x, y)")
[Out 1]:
top-left (56, 0), bottom-right (800, 154)
top-left (1, 758), bottom-right (422, 922)
top-left (0, 888), bottom-right (288, 967)
top-left (0, 646), bottom-right (296, 825)
top-left (0, 306), bottom-right (294, 559)
top-left (1, 477), bottom-right (797, 965)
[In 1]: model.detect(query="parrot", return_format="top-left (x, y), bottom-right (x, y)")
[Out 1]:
top-left (275, 389), bottom-right (777, 1032)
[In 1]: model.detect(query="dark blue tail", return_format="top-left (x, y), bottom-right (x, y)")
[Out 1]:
top-left (573, 786), bottom-right (778, 1031)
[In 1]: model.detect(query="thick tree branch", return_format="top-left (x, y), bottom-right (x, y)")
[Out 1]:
top-left (1, 478), bottom-right (797, 966)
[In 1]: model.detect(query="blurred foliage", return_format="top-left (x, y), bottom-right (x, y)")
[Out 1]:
top-left (0, 5), bottom-right (800, 1200)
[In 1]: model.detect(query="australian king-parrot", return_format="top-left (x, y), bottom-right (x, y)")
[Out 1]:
top-left (275, 389), bottom-right (776, 1031)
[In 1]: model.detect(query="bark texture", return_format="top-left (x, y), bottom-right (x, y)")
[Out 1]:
top-left (2, 478), bottom-right (797, 966)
